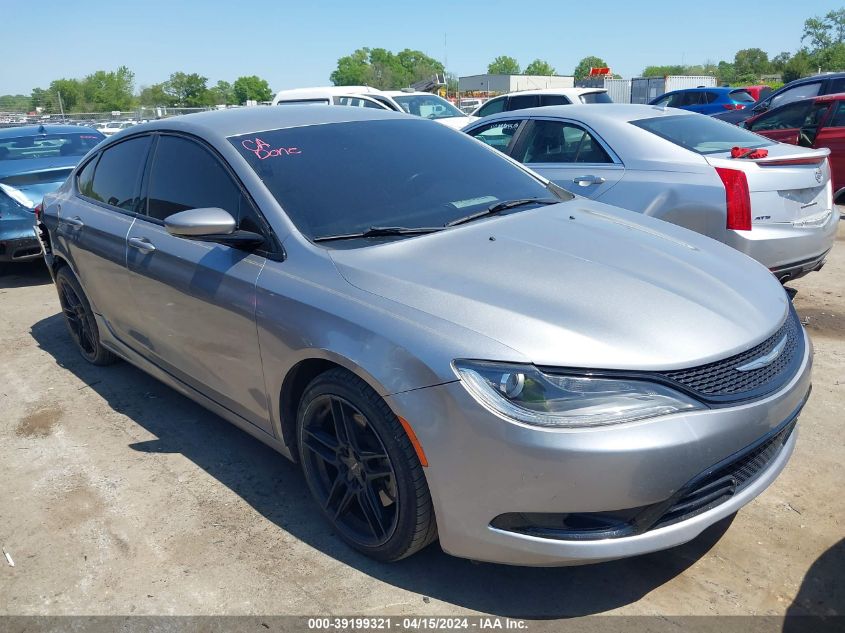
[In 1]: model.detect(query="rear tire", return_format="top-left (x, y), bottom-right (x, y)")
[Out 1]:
top-left (297, 368), bottom-right (437, 561)
top-left (55, 267), bottom-right (117, 366)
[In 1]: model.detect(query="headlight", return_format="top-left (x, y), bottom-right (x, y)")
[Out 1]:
top-left (453, 361), bottom-right (703, 428)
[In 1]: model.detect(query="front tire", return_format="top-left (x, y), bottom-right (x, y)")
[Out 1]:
top-left (55, 267), bottom-right (117, 366)
top-left (297, 368), bottom-right (436, 561)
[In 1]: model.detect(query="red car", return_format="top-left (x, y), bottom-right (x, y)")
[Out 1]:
top-left (745, 93), bottom-right (845, 198)
top-left (741, 85), bottom-right (773, 102)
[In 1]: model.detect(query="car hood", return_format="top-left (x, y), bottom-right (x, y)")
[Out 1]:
top-left (329, 201), bottom-right (789, 371)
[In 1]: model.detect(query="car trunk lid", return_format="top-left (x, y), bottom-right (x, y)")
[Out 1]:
top-left (704, 146), bottom-right (833, 226)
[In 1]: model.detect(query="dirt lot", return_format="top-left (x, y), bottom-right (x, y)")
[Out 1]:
top-left (0, 223), bottom-right (843, 621)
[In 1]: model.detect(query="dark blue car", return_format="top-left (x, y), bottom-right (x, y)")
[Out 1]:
top-left (0, 124), bottom-right (104, 268)
top-left (648, 87), bottom-right (755, 115)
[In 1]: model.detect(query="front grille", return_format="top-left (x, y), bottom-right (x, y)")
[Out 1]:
top-left (651, 419), bottom-right (796, 530)
top-left (659, 307), bottom-right (803, 404)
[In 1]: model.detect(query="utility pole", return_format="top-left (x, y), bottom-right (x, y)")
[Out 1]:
top-left (57, 90), bottom-right (65, 121)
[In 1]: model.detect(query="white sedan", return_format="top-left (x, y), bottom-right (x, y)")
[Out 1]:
top-left (383, 91), bottom-right (476, 130)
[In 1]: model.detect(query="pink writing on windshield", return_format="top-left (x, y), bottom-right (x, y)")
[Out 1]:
top-left (241, 138), bottom-right (301, 160)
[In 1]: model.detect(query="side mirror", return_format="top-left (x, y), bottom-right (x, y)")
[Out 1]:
top-left (164, 207), bottom-right (265, 249)
top-left (164, 207), bottom-right (236, 237)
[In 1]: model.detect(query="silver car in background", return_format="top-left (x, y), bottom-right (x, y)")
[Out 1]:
top-left (464, 104), bottom-right (838, 282)
top-left (38, 106), bottom-right (811, 566)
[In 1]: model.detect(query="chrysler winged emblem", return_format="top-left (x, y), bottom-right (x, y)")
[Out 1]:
top-left (735, 335), bottom-right (788, 372)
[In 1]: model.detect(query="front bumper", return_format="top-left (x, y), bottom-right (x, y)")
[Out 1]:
top-left (386, 329), bottom-right (812, 566)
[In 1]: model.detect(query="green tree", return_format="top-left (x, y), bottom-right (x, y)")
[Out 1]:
top-left (138, 82), bottom-right (176, 107)
top-left (573, 56), bottom-right (607, 80)
top-left (30, 88), bottom-right (54, 112)
top-left (81, 66), bottom-right (135, 111)
top-left (733, 48), bottom-right (771, 82)
top-left (771, 51), bottom-right (792, 72)
top-left (48, 78), bottom-right (83, 111)
top-left (232, 76), bottom-right (272, 103)
top-left (164, 72), bottom-right (211, 107)
top-left (0, 94), bottom-right (31, 111)
top-left (717, 61), bottom-right (736, 84)
top-left (330, 48), bottom-right (371, 85)
top-left (487, 55), bottom-right (520, 75)
top-left (782, 49), bottom-right (814, 83)
top-left (524, 59), bottom-right (556, 75)
top-left (642, 64), bottom-right (686, 77)
top-left (207, 80), bottom-right (234, 105)
top-left (815, 41), bottom-right (845, 72)
top-left (330, 48), bottom-right (445, 89)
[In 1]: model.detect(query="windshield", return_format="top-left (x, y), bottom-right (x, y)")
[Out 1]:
top-left (393, 95), bottom-right (465, 119)
top-left (0, 131), bottom-right (104, 161)
top-left (631, 114), bottom-right (773, 154)
top-left (580, 92), bottom-right (612, 104)
top-left (229, 119), bottom-right (560, 243)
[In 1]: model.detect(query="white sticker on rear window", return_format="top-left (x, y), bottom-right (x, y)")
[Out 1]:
top-left (450, 195), bottom-right (498, 209)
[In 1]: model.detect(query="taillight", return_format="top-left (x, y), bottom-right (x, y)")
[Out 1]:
top-left (34, 203), bottom-right (43, 220)
top-left (716, 167), bottom-right (752, 231)
top-left (722, 103), bottom-right (746, 110)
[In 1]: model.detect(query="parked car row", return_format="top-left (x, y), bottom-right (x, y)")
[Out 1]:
top-left (27, 99), bottom-right (824, 567)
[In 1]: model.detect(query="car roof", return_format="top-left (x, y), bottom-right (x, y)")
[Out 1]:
top-left (472, 103), bottom-right (693, 126)
top-left (0, 124), bottom-right (100, 138)
top-left (109, 105), bottom-right (412, 143)
top-left (384, 91), bottom-right (443, 97)
top-left (273, 86), bottom-right (383, 100)
top-left (488, 87), bottom-right (606, 98)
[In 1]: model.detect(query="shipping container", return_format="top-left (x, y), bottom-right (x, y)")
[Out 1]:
top-left (630, 75), bottom-right (717, 103)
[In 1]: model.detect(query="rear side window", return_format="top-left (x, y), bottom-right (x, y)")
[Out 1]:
top-left (632, 114), bottom-right (772, 154)
top-left (828, 102), bottom-right (845, 127)
top-left (76, 156), bottom-right (98, 198)
top-left (84, 136), bottom-right (150, 210)
top-left (540, 95), bottom-right (571, 106)
top-left (476, 98), bottom-right (506, 117)
top-left (580, 92), bottom-right (612, 104)
top-left (145, 135), bottom-right (257, 230)
top-left (506, 95), bottom-right (540, 111)
top-left (702, 92), bottom-right (719, 104)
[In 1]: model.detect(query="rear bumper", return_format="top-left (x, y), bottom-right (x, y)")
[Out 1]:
top-left (722, 209), bottom-right (838, 278)
top-left (0, 229), bottom-right (41, 262)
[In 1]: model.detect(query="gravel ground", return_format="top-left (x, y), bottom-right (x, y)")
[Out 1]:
top-left (0, 223), bottom-right (842, 620)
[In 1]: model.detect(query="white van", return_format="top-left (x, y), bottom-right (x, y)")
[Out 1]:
top-left (271, 86), bottom-right (402, 111)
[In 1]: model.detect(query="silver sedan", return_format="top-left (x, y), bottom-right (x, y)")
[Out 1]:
top-left (38, 106), bottom-right (810, 565)
top-left (463, 104), bottom-right (838, 282)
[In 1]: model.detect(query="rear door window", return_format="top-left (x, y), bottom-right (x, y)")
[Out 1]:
top-left (515, 120), bottom-right (612, 164)
top-left (770, 82), bottom-right (822, 109)
top-left (747, 100), bottom-right (816, 132)
top-left (145, 135), bottom-right (260, 232)
top-left (84, 136), bottom-right (150, 211)
top-left (827, 101), bottom-right (845, 127)
top-left (506, 94), bottom-right (540, 111)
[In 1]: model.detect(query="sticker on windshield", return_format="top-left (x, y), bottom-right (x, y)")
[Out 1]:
top-left (241, 137), bottom-right (301, 160)
top-left (450, 195), bottom-right (498, 209)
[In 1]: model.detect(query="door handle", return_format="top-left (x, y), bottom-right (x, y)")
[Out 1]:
top-left (128, 236), bottom-right (156, 253)
top-left (63, 216), bottom-right (84, 227)
top-left (573, 175), bottom-right (606, 186)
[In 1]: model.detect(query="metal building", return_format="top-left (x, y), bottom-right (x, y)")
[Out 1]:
top-left (458, 74), bottom-right (575, 95)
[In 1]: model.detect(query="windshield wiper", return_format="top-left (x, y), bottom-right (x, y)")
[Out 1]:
top-left (445, 198), bottom-right (559, 227)
top-left (313, 226), bottom-right (444, 243)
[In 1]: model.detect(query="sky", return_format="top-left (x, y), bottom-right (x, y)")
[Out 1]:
top-left (0, 0), bottom-right (837, 95)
